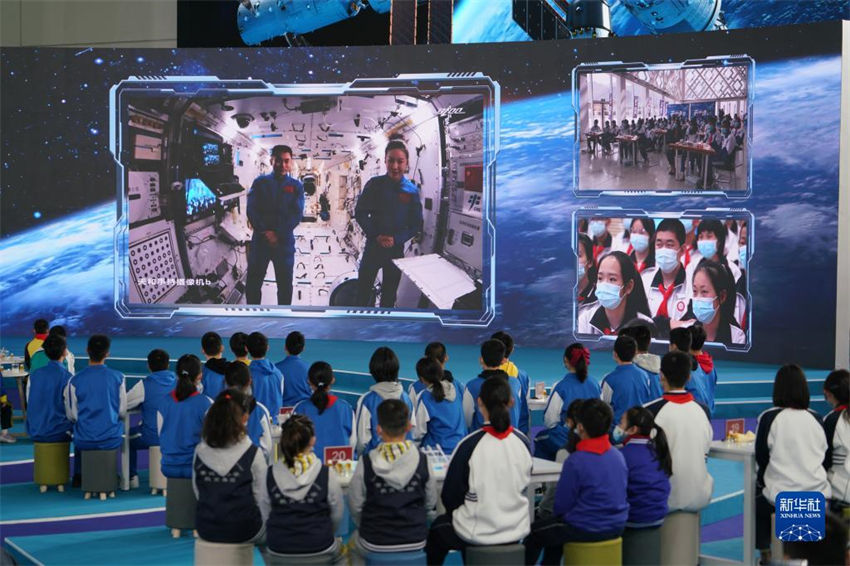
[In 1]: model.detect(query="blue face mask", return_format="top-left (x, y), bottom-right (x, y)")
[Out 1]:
top-left (596, 282), bottom-right (624, 310)
top-left (721, 128), bottom-right (730, 136)
top-left (612, 426), bottom-right (626, 444)
top-left (697, 240), bottom-right (718, 259)
top-left (738, 247), bottom-right (747, 266)
top-left (589, 220), bottom-right (607, 238)
top-left (692, 297), bottom-right (718, 323)
top-left (734, 121), bottom-right (741, 128)
top-left (656, 247), bottom-right (680, 274)
top-left (630, 233), bottom-right (649, 253)
top-left (578, 262), bottom-right (586, 280)
top-left (680, 218), bottom-right (693, 233)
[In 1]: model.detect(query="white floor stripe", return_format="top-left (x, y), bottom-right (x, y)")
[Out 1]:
top-left (710, 489), bottom-right (744, 504)
top-left (1, 506), bottom-right (164, 525)
top-left (4, 538), bottom-right (46, 566)
top-left (0, 459), bottom-right (34, 466)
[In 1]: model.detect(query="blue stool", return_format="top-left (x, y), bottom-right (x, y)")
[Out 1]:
top-left (365, 550), bottom-right (426, 565)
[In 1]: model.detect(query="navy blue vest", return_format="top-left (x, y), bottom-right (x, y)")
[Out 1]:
top-left (360, 450), bottom-right (429, 546)
top-left (266, 465), bottom-right (334, 554)
top-left (194, 444), bottom-right (263, 543)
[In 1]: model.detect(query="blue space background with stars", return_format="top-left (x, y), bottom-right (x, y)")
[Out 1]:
top-left (0, 20), bottom-right (845, 367)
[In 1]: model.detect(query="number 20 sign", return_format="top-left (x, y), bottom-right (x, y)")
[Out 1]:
top-left (324, 446), bottom-right (353, 465)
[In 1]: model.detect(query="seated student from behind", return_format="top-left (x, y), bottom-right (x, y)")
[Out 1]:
top-left (64, 334), bottom-right (127, 483)
top-left (126, 349), bottom-right (176, 485)
top-left (644, 351), bottom-right (713, 513)
top-left (230, 332), bottom-right (251, 366)
top-left (409, 342), bottom-right (455, 406)
top-left (293, 361), bottom-right (355, 462)
top-left (492, 331), bottom-right (532, 434)
top-left (463, 339), bottom-right (521, 431)
top-left (348, 399), bottom-right (438, 560)
top-left (614, 407), bottom-right (672, 529)
top-left (524, 399), bottom-right (628, 566)
top-left (354, 347), bottom-right (414, 455)
top-left (536, 399), bottom-right (586, 517)
top-left (689, 324), bottom-right (718, 415)
top-left (264, 414), bottom-right (345, 561)
top-left (26, 333), bottom-right (73, 443)
top-left (158, 355), bottom-right (213, 479)
top-left (601, 335), bottom-right (652, 431)
top-left (426, 377), bottom-right (532, 565)
top-left (200, 332), bottom-right (228, 400)
top-left (823, 369), bottom-right (850, 507)
top-left (275, 331), bottom-right (313, 408)
top-left (223, 362), bottom-right (272, 460)
top-left (247, 332), bottom-right (284, 424)
top-left (621, 325), bottom-right (663, 399)
top-left (193, 390), bottom-right (267, 544)
top-left (669, 327), bottom-right (711, 411)
top-left (413, 357), bottom-right (467, 453)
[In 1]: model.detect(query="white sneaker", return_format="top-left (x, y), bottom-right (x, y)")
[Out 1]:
top-left (0, 432), bottom-right (17, 444)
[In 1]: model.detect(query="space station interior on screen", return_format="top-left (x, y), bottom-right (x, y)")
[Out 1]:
top-left (576, 62), bottom-right (749, 193)
top-left (575, 216), bottom-right (750, 347)
top-left (124, 92), bottom-right (485, 310)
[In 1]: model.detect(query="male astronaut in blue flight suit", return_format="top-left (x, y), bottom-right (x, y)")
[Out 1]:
top-left (246, 144), bottom-right (305, 305)
top-left (354, 140), bottom-right (423, 308)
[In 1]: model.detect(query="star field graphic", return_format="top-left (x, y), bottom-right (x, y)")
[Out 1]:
top-left (0, 22), bottom-right (844, 366)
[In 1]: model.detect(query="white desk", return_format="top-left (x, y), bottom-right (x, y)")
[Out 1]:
top-left (702, 440), bottom-right (756, 566)
top-left (2, 368), bottom-right (29, 420)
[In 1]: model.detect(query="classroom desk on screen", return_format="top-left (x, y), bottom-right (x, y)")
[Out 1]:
top-left (616, 135), bottom-right (639, 166)
top-left (702, 440), bottom-right (756, 566)
top-left (669, 141), bottom-right (716, 189)
top-left (585, 132), bottom-right (603, 156)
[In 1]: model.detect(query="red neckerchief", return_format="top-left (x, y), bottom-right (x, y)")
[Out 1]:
top-left (656, 282), bottom-right (677, 318)
top-left (327, 394), bottom-right (338, 408)
top-left (626, 244), bottom-right (634, 256)
top-left (694, 352), bottom-right (714, 373)
top-left (602, 327), bottom-right (617, 336)
top-left (836, 405), bottom-right (848, 412)
top-left (663, 391), bottom-right (694, 404)
top-left (577, 435), bottom-right (611, 454)
top-left (482, 425), bottom-right (513, 440)
top-left (636, 261), bottom-right (646, 273)
top-left (35, 333), bottom-right (48, 340)
top-left (171, 390), bottom-right (200, 402)
top-left (683, 247), bottom-right (691, 268)
top-left (593, 245), bottom-right (605, 263)
top-left (623, 434), bottom-right (650, 446)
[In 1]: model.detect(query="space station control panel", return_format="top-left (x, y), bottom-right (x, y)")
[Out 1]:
top-left (112, 74), bottom-right (498, 326)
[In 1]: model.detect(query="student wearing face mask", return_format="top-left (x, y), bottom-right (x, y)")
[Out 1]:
top-left (586, 218), bottom-right (613, 265)
top-left (681, 260), bottom-right (746, 345)
top-left (640, 219), bottom-right (690, 331)
top-left (625, 217), bottom-right (655, 274)
top-left (577, 251), bottom-right (653, 336)
top-left (577, 234), bottom-right (597, 305)
top-left (684, 219), bottom-right (743, 301)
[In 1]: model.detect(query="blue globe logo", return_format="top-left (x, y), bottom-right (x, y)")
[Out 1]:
top-left (778, 524), bottom-right (823, 542)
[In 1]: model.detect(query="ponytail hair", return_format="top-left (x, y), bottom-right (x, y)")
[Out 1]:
top-left (480, 377), bottom-right (513, 433)
top-left (424, 342), bottom-right (450, 376)
top-left (824, 369), bottom-right (850, 423)
top-left (416, 357), bottom-right (445, 402)
top-left (624, 406), bottom-right (672, 476)
top-left (175, 354), bottom-right (202, 401)
top-left (308, 361), bottom-right (333, 414)
top-left (564, 343), bottom-right (590, 383)
top-left (203, 390), bottom-right (251, 448)
top-left (279, 414), bottom-right (315, 468)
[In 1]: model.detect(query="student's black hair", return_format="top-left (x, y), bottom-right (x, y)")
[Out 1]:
top-left (416, 357), bottom-right (446, 402)
top-left (565, 398), bottom-right (584, 427)
top-left (33, 319), bottom-right (49, 334)
top-left (613, 335), bottom-right (637, 363)
top-left (564, 343), bottom-right (589, 383)
top-left (479, 376), bottom-right (513, 433)
top-left (490, 331), bottom-right (515, 357)
top-left (270, 145), bottom-right (293, 159)
top-left (577, 233), bottom-right (597, 283)
top-left (424, 342), bottom-right (450, 373)
top-left (480, 339), bottom-right (506, 368)
top-left (824, 369), bottom-right (850, 422)
top-left (669, 327), bottom-right (692, 352)
top-left (203, 390), bottom-right (250, 449)
top-left (308, 361), bottom-right (334, 414)
top-left (278, 414), bottom-right (315, 468)
top-left (655, 219), bottom-right (686, 247)
top-left (385, 139), bottom-right (409, 160)
top-left (783, 511), bottom-right (848, 566)
top-left (175, 354), bottom-right (201, 401)
top-left (285, 331), bottom-right (305, 356)
top-left (369, 346), bottom-right (400, 383)
top-left (147, 349), bottom-right (170, 372)
top-left (624, 406), bottom-right (673, 476)
top-left (773, 364), bottom-right (810, 410)
top-left (229, 332), bottom-right (249, 358)
top-left (201, 332), bottom-right (222, 357)
top-left (42, 334), bottom-right (66, 361)
top-left (48, 325), bottom-right (67, 338)
top-left (223, 361), bottom-right (251, 389)
top-left (597, 251), bottom-right (651, 322)
top-left (693, 260), bottom-right (739, 329)
top-left (688, 325), bottom-right (708, 351)
top-left (629, 216), bottom-right (656, 265)
top-left (629, 324), bottom-right (653, 352)
top-left (661, 351), bottom-right (691, 388)
top-left (87, 334), bottom-right (110, 363)
top-left (693, 218), bottom-right (727, 260)
top-left (577, 398), bottom-right (613, 438)
top-left (376, 398), bottom-right (409, 437)
top-left (246, 331), bottom-right (268, 359)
